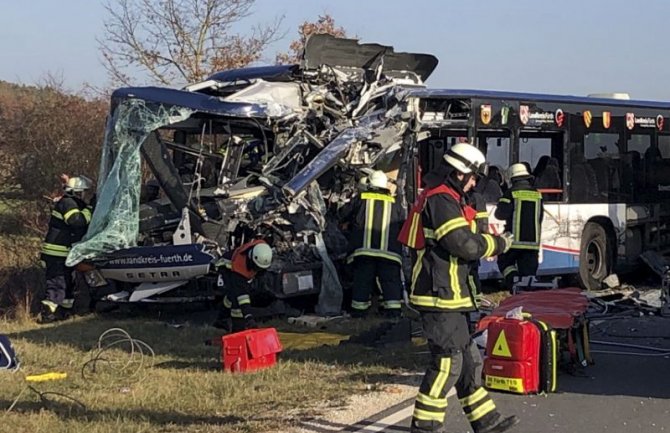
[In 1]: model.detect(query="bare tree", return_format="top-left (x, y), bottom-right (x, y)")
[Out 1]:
top-left (99, 0), bottom-right (283, 86)
top-left (276, 14), bottom-right (347, 65)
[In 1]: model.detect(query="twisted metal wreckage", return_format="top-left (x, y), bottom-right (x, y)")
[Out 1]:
top-left (66, 35), bottom-right (446, 315)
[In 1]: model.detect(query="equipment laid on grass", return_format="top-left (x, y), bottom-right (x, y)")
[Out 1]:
top-left (0, 335), bottom-right (19, 371)
top-left (483, 316), bottom-right (557, 394)
top-left (211, 328), bottom-right (283, 373)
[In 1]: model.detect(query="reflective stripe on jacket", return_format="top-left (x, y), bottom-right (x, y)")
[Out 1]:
top-left (494, 179), bottom-right (543, 250)
top-left (348, 189), bottom-right (403, 264)
top-left (41, 195), bottom-right (91, 257)
top-left (410, 183), bottom-right (506, 313)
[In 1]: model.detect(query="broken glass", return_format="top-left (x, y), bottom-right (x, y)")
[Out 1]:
top-left (67, 99), bottom-right (192, 266)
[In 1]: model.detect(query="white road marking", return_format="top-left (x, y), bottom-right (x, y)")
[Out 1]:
top-left (347, 388), bottom-right (456, 432)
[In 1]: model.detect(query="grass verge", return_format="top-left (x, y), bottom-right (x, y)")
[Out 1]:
top-left (0, 314), bottom-right (425, 433)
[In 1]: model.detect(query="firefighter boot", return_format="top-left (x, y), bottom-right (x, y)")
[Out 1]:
top-left (38, 300), bottom-right (68, 324)
top-left (476, 415), bottom-right (520, 433)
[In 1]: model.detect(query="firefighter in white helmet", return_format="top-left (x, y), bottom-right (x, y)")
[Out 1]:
top-left (400, 142), bottom-right (518, 433)
top-left (342, 170), bottom-right (404, 319)
top-left (213, 240), bottom-right (273, 332)
top-left (39, 175), bottom-right (94, 323)
top-left (494, 163), bottom-right (544, 293)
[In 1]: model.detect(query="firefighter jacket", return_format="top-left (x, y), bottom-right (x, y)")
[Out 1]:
top-left (469, 191), bottom-right (489, 234)
top-left (346, 187), bottom-right (404, 265)
top-left (408, 178), bottom-right (506, 313)
top-left (221, 239), bottom-right (267, 280)
top-left (41, 195), bottom-right (92, 258)
top-left (494, 178), bottom-right (544, 250)
top-left (217, 240), bottom-right (267, 318)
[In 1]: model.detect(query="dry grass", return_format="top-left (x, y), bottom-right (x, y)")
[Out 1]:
top-left (0, 314), bottom-right (423, 433)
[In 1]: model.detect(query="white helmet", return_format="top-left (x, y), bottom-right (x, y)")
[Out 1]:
top-left (443, 143), bottom-right (488, 177)
top-left (64, 176), bottom-right (93, 193)
top-left (508, 163), bottom-right (531, 180)
top-left (250, 242), bottom-right (273, 269)
top-left (368, 171), bottom-right (388, 189)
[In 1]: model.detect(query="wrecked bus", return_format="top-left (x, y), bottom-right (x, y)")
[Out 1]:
top-left (66, 35), bottom-right (438, 313)
top-left (67, 35), bottom-right (670, 311)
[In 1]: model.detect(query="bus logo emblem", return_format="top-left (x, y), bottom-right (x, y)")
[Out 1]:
top-left (626, 113), bottom-right (635, 130)
top-left (603, 111), bottom-right (611, 129)
top-left (583, 110), bottom-right (592, 128)
top-left (519, 105), bottom-right (529, 125)
top-left (480, 105), bottom-right (492, 125)
top-left (555, 109), bottom-right (565, 127)
top-left (501, 106), bottom-right (510, 125)
top-left (657, 115), bottom-right (665, 131)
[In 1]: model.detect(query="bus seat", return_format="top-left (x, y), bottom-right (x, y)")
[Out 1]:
top-left (535, 157), bottom-right (562, 201)
top-left (620, 151), bottom-right (642, 198)
top-left (588, 158), bottom-right (610, 198)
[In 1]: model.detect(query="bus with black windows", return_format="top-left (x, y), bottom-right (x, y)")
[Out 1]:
top-left (410, 89), bottom-right (670, 290)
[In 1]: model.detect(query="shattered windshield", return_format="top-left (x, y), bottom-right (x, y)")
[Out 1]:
top-left (67, 99), bottom-right (193, 266)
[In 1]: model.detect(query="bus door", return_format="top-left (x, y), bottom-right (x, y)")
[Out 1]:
top-left (518, 131), bottom-right (573, 275)
top-left (476, 130), bottom-right (513, 278)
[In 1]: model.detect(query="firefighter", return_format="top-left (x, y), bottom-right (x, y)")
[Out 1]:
top-left (345, 170), bottom-right (404, 318)
top-left (401, 143), bottom-right (518, 433)
top-left (40, 176), bottom-right (93, 323)
top-left (213, 240), bottom-right (273, 332)
top-left (494, 163), bottom-right (544, 293)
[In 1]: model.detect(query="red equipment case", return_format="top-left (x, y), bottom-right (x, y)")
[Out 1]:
top-left (221, 328), bottom-right (283, 373)
top-left (483, 317), bottom-right (557, 394)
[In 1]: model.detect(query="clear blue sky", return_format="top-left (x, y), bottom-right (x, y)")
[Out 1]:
top-left (1, 0), bottom-right (669, 100)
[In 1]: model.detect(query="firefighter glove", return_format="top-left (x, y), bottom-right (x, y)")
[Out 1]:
top-left (500, 232), bottom-right (514, 253)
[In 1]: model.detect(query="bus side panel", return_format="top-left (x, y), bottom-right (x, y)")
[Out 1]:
top-left (478, 203), bottom-right (624, 279)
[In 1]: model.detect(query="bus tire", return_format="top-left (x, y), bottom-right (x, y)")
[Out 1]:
top-left (578, 222), bottom-right (612, 291)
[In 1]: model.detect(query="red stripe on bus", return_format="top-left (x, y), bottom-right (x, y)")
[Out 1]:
top-left (542, 244), bottom-right (580, 254)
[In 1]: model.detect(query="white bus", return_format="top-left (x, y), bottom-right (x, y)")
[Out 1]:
top-left (412, 89), bottom-right (670, 290)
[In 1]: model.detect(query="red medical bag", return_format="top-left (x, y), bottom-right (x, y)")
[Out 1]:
top-left (483, 317), bottom-right (557, 394)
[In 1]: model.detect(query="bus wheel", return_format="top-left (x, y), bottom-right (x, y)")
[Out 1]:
top-left (578, 222), bottom-right (612, 291)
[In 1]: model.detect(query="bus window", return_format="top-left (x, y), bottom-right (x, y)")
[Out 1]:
top-left (476, 135), bottom-right (510, 203)
top-left (651, 135), bottom-right (670, 195)
top-left (625, 133), bottom-right (651, 200)
top-left (658, 135), bottom-right (670, 158)
top-left (584, 132), bottom-right (621, 201)
top-left (519, 133), bottom-right (563, 202)
top-left (519, 137), bottom-right (552, 169)
top-left (478, 136), bottom-right (510, 170)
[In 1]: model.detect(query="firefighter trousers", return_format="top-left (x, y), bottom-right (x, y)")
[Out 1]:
top-left (411, 312), bottom-right (502, 433)
top-left (496, 249), bottom-right (539, 292)
top-left (40, 255), bottom-right (75, 317)
top-left (351, 256), bottom-right (402, 314)
top-left (217, 270), bottom-right (256, 331)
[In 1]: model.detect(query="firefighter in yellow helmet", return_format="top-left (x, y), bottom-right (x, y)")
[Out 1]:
top-left (39, 176), bottom-right (93, 323)
top-left (494, 163), bottom-right (544, 293)
top-left (401, 143), bottom-right (518, 433)
top-left (343, 170), bottom-right (404, 318)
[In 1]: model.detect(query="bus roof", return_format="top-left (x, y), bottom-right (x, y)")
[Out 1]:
top-left (410, 88), bottom-right (670, 110)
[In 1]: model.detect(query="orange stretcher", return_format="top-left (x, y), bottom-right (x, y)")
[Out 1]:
top-left (477, 287), bottom-right (589, 331)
